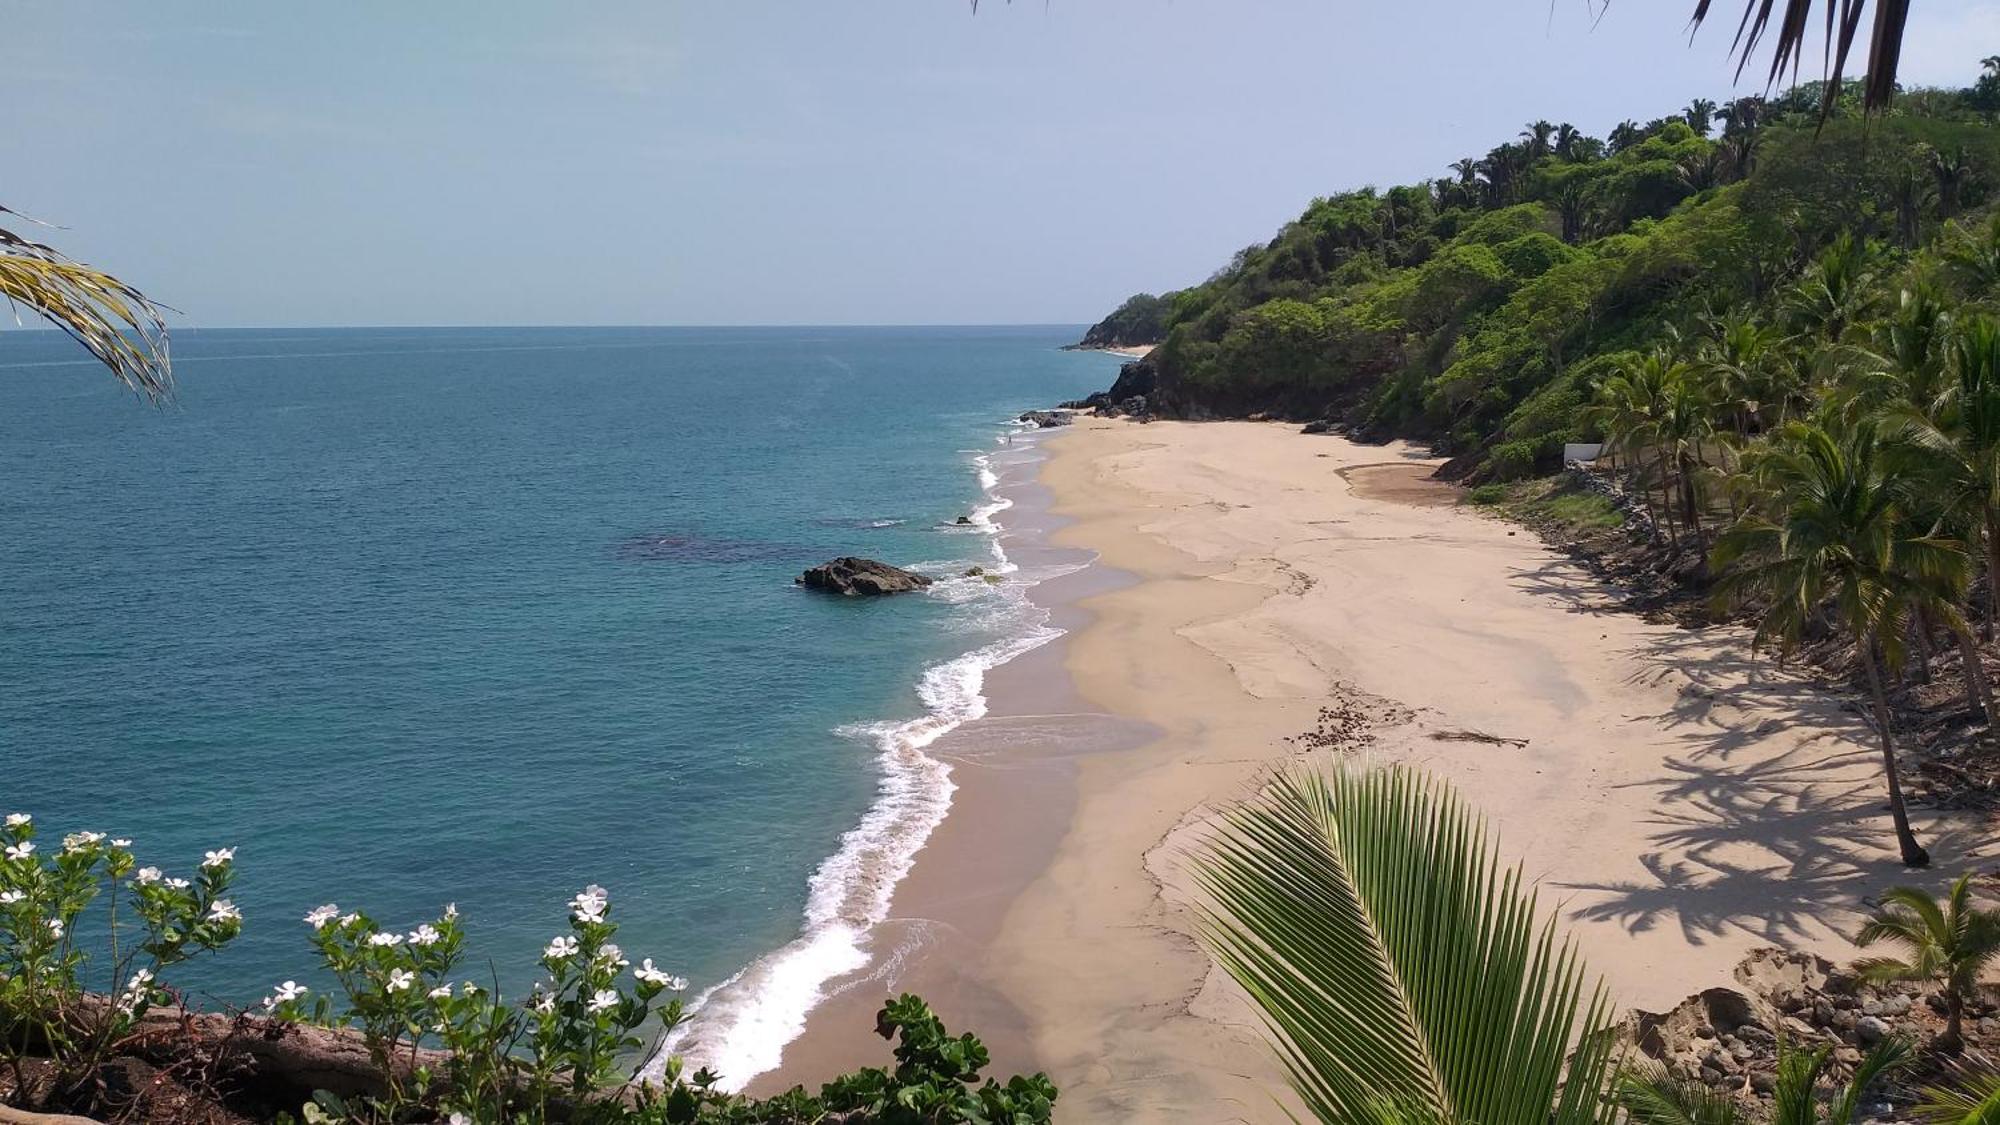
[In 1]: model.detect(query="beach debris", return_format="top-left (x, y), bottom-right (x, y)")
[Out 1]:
top-left (1428, 728), bottom-right (1529, 748)
top-left (797, 556), bottom-right (933, 597)
top-left (1287, 685), bottom-right (1417, 752)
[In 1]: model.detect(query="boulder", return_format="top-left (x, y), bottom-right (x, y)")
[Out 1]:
top-left (1018, 410), bottom-right (1073, 429)
top-left (797, 557), bottom-right (933, 597)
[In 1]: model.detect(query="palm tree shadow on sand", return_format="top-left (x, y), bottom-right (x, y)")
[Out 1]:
top-left (1496, 564), bottom-right (1990, 949)
top-left (1553, 623), bottom-right (1984, 948)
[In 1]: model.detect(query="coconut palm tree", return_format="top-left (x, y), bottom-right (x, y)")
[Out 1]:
top-left (1618, 1038), bottom-right (1911, 1124)
top-left (1196, 765), bottom-right (1618, 1125)
top-left (1713, 418), bottom-right (1970, 866)
top-left (1944, 214), bottom-right (2000, 299)
top-left (1588, 352), bottom-right (1683, 545)
top-left (1682, 98), bottom-right (1718, 136)
top-left (0, 204), bottom-right (172, 402)
top-left (1608, 120), bottom-right (1644, 154)
top-left (1521, 120), bottom-right (1557, 161)
top-left (1853, 875), bottom-right (2000, 1052)
top-left (1893, 315), bottom-right (2000, 654)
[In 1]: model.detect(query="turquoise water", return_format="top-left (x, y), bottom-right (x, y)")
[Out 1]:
top-left (0, 325), bottom-right (1113, 1077)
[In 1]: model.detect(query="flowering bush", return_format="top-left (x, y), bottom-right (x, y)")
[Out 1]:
top-left (277, 884), bottom-right (692, 1123)
top-left (0, 812), bottom-right (242, 1108)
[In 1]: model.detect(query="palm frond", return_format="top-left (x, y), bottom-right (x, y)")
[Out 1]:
top-left (1196, 765), bottom-right (1617, 1125)
top-left (1918, 1056), bottom-right (2000, 1125)
top-left (1684, 0), bottom-right (1910, 115)
top-left (0, 207), bottom-right (172, 403)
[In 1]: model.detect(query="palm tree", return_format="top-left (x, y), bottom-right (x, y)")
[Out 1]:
top-left (1608, 120), bottom-right (1643, 154)
top-left (1553, 123), bottom-right (1584, 162)
top-left (1944, 214), bottom-right (2000, 298)
top-left (1682, 98), bottom-right (1718, 137)
top-left (1853, 875), bottom-right (2000, 1052)
top-left (1714, 96), bottom-right (1765, 138)
top-left (1619, 1038), bottom-right (1910, 1124)
top-left (1892, 315), bottom-right (2000, 709)
top-left (1196, 765), bottom-right (1618, 1125)
top-left (1784, 234), bottom-right (1881, 344)
top-left (1521, 120), bottom-right (1556, 161)
top-left (1588, 353), bottom-right (1683, 545)
top-left (1927, 145), bottom-right (1971, 222)
top-left (0, 204), bottom-right (172, 401)
top-left (1714, 418), bottom-right (1969, 866)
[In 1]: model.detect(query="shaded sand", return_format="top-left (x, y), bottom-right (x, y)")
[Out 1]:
top-left (982, 419), bottom-right (1991, 1122)
top-left (767, 417), bottom-right (1993, 1121)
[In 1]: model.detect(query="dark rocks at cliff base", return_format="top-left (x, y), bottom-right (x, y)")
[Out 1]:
top-left (796, 557), bottom-right (934, 597)
top-left (1018, 410), bottom-right (1073, 429)
top-left (1302, 418), bottom-right (1341, 435)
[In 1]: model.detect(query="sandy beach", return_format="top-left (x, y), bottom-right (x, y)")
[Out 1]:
top-left (769, 416), bottom-right (1992, 1121)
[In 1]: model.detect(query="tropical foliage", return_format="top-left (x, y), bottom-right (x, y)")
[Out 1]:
top-left (0, 810), bottom-right (1055, 1123)
top-left (1853, 875), bottom-right (2000, 1052)
top-left (1196, 764), bottom-right (1619, 1124)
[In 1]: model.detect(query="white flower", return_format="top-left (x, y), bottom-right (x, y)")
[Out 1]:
top-left (304, 904), bottom-right (339, 929)
top-left (5, 842), bottom-right (35, 861)
top-left (429, 985), bottom-right (453, 1000)
top-left (544, 935), bottom-right (579, 961)
top-left (0, 890), bottom-right (22, 906)
top-left (569, 885), bottom-right (609, 923)
top-left (62, 831), bottom-right (105, 853)
top-left (634, 959), bottom-right (686, 990)
top-left (110, 838), bottom-right (132, 848)
top-left (443, 902), bottom-right (459, 920)
top-left (449, 1113), bottom-right (471, 1125)
top-left (596, 942), bottom-right (629, 968)
top-left (367, 931), bottom-right (405, 947)
top-left (47, 919), bottom-right (63, 938)
top-left (387, 969), bottom-right (415, 992)
top-left (460, 980), bottom-right (483, 995)
top-left (338, 912), bottom-right (359, 926)
top-left (201, 848), bottom-right (235, 868)
top-left (530, 991), bottom-right (555, 1015)
top-left (3, 813), bottom-right (28, 828)
top-left (408, 924), bottom-right (442, 947)
top-left (126, 968), bottom-right (155, 991)
top-left (586, 988), bottom-right (619, 1013)
top-left (208, 899), bottom-right (241, 923)
top-left (272, 980), bottom-right (307, 1003)
top-left (134, 867), bottom-right (162, 885)
top-left (165, 877), bottom-right (191, 890)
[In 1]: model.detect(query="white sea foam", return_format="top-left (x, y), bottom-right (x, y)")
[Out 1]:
top-left (646, 428), bottom-right (1062, 1091)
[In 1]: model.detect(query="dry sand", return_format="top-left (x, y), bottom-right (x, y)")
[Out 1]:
top-left (771, 417), bottom-right (1993, 1122)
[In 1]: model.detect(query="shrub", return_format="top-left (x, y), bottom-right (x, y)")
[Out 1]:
top-left (1466, 483), bottom-right (1509, 505)
top-left (0, 813), bottom-right (243, 1110)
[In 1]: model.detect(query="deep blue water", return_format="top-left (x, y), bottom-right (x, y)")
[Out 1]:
top-left (0, 326), bottom-right (1113, 1058)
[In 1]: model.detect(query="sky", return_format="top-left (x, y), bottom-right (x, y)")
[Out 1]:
top-left (7, 1), bottom-right (2000, 328)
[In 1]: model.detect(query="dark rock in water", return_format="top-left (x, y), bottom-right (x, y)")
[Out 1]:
top-left (797, 557), bottom-right (933, 597)
top-left (955, 515), bottom-right (973, 525)
top-left (1018, 410), bottom-right (1073, 429)
top-left (964, 565), bottom-right (985, 577)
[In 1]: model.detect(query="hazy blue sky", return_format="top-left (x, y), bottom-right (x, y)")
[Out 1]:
top-left (9, 2), bottom-right (1999, 327)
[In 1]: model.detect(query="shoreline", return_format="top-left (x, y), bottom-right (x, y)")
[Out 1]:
top-left (765, 416), bottom-right (1994, 1120)
top-left (1061, 344), bottom-right (1154, 359)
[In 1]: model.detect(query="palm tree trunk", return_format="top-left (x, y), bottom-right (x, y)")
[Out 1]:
top-left (1986, 512), bottom-right (2000, 644)
top-left (1860, 640), bottom-right (1932, 867)
top-left (1957, 627), bottom-right (2000, 730)
top-left (1654, 448), bottom-right (1680, 548)
top-left (1946, 990), bottom-right (1966, 1053)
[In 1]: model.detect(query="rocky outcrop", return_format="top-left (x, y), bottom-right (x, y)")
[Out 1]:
top-left (797, 557), bottom-right (933, 597)
top-left (1018, 410), bottom-right (1073, 429)
top-left (1060, 360), bottom-right (1159, 418)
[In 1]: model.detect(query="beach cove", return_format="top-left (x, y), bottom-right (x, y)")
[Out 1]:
top-left (769, 416), bottom-right (1994, 1122)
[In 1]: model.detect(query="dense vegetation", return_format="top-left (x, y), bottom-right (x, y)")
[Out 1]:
top-left (1080, 62), bottom-right (2000, 475)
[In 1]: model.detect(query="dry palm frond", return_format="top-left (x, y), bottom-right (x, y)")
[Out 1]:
top-left (1685, 0), bottom-right (1911, 115)
top-left (0, 204), bottom-right (172, 403)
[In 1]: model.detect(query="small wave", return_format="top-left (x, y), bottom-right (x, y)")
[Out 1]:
top-left (647, 432), bottom-right (1059, 1090)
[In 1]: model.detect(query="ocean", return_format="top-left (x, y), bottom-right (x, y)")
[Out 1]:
top-left (0, 325), bottom-right (1117, 1084)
